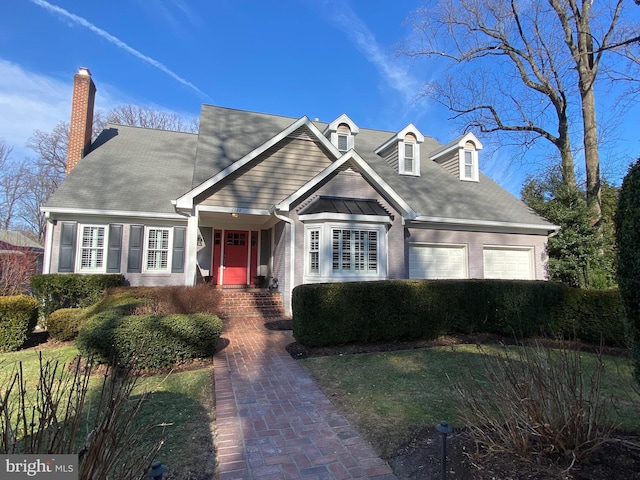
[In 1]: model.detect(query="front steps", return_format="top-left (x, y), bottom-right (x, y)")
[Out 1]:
top-left (218, 289), bottom-right (287, 319)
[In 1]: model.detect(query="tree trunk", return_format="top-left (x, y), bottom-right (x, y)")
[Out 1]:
top-left (557, 110), bottom-right (577, 189)
top-left (581, 83), bottom-right (601, 222)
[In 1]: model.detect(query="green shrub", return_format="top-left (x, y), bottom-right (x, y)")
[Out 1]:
top-left (47, 308), bottom-right (87, 341)
top-left (617, 157), bottom-right (640, 383)
top-left (30, 274), bottom-right (125, 320)
top-left (292, 280), bottom-right (625, 348)
top-left (0, 295), bottom-right (39, 351)
top-left (555, 289), bottom-right (627, 347)
top-left (78, 312), bottom-right (223, 369)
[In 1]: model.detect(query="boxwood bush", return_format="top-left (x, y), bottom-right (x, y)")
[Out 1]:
top-left (0, 295), bottom-right (39, 351)
top-left (47, 308), bottom-right (87, 342)
top-left (292, 280), bottom-right (626, 347)
top-left (30, 274), bottom-right (125, 320)
top-left (77, 312), bottom-right (223, 369)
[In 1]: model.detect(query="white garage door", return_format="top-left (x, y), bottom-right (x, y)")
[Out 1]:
top-left (409, 245), bottom-right (467, 279)
top-left (483, 247), bottom-right (533, 280)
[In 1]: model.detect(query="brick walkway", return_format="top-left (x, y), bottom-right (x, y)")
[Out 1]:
top-left (213, 315), bottom-right (398, 480)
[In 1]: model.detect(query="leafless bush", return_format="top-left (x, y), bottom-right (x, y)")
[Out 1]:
top-left (0, 251), bottom-right (38, 295)
top-left (128, 284), bottom-right (222, 315)
top-left (0, 354), bottom-right (164, 479)
top-left (454, 342), bottom-right (617, 469)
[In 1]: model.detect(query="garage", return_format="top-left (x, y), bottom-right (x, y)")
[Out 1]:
top-left (483, 247), bottom-right (534, 280)
top-left (409, 244), bottom-right (467, 279)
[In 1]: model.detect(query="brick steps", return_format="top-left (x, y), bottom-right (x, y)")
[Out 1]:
top-left (218, 289), bottom-right (286, 319)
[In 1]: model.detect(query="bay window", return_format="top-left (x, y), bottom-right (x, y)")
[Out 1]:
top-left (305, 223), bottom-right (386, 281)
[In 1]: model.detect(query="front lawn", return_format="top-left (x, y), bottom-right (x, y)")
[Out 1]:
top-left (0, 345), bottom-right (215, 480)
top-left (300, 345), bottom-right (640, 460)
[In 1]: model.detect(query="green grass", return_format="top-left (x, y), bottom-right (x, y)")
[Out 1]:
top-left (301, 345), bottom-right (640, 459)
top-left (0, 346), bottom-right (215, 480)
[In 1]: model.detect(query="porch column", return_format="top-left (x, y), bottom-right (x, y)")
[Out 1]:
top-left (185, 212), bottom-right (199, 286)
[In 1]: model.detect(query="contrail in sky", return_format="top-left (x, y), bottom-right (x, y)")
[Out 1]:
top-left (30, 0), bottom-right (210, 100)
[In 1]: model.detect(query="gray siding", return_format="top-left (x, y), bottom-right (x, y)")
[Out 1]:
top-left (47, 215), bottom-right (188, 286)
top-left (406, 227), bottom-right (549, 280)
top-left (199, 137), bottom-right (334, 210)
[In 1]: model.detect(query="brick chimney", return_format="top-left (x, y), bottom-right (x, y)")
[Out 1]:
top-left (66, 67), bottom-right (96, 175)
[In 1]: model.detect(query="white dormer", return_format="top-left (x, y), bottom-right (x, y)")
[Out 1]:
top-left (429, 132), bottom-right (483, 182)
top-left (375, 124), bottom-right (425, 176)
top-left (323, 114), bottom-right (359, 153)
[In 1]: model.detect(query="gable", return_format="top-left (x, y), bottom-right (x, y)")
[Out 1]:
top-left (196, 132), bottom-right (335, 211)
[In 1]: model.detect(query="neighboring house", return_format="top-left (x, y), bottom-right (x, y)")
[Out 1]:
top-left (42, 68), bottom-right (559, 314)
top-left (0, 230), bottom-right (44, 292)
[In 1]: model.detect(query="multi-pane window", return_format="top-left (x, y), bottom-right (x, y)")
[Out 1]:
top-left (331, 229), bottom-right (378, 273)
top-left (309, 229), bottom-right (320, 274)
top-left (464, 150), bottom-right (474, 179)
top-left (146, 228), bottom-right (170, 271)
top-left (80, 226), bottom-right (105, 270)
top-left (337, 134), bottom-right (348, 152)
top-left (404, 143), bottom-right (415, 173)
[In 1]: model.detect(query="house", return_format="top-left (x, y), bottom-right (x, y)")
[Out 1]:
top-left (0, 230), bottom-right (44, 292)
top-left (42, 68), bottom-right (558, 314)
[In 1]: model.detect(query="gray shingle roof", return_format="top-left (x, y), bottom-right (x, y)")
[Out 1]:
top-left (0, 230), bottom-right (43, 250)
top-left (46, 124), bottom-right (197, 215)
top-left (45, 106), bottom-right (554, 229)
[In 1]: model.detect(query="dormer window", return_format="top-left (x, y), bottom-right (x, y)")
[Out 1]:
top-left (337, 124), bottom-right (350, 152)
top-left (401, 133), bottom-right (419, 175)
top-left (374, 124), bottom-right (424, 177)
top-left (461, 140), bottom-right (479, 182)
top-left (429, 133), bottom-right (482, 182)
top-left (324, 114), bottom-right (359, 154)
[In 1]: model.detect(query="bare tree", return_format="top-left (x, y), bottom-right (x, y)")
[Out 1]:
top-left (547, 0), bottom-right (624, 220)
top-left (406, 0), bottom-right (633, 221)
top-left (103, 105), bottom-right (199, 133)
top-left (15, 105), bottom-right (198, 240)
top-left (0, 140), bottom-right (26, 230)
top-left (26, 122), bottom-right (69, 180)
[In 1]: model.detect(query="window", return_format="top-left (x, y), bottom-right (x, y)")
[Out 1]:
top-left (79, 225), bottom-right (106, 271)
top-left (399, 134), bottom-right (420, 176)
top-left (304, 223), bottom-right (386, 282)
top-left (331, 229), bottom-right (378, 273)
top-left (404, 143), bottom-right (415, 173)
top-left (309, 229), bottom-right (320, 274)
top-left (464, 150), bottom-right (474, 179)
top-left (145, 227), bottom-right (171, 272)
top-left (337, 134), bottom-right (348, 152)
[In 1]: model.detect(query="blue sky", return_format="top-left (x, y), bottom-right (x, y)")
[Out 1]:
top-left (0, 0), bottom-right (638, 197)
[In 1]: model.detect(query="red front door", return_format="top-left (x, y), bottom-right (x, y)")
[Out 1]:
top-left (223, 230), bottom-right (249, 284)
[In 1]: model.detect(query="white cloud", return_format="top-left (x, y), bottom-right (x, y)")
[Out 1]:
top-left (30, 0), bottom-right (211, 101)
top-left (320, 1), bottom-right (420, 104)
top-left (0, 60), bottom-right (71, 155)
top-left (0, 60), bottom-right (199, 161)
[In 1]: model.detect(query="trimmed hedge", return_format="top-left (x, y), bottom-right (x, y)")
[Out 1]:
top-left (555, 288), bottom-right (627, 347)
top-left (292, 280), bottom-right (627, 347)
top-left (47, 308), bottom-right (87, 342)
top-left (31, 274), bottom-right (125, 320)
top-left (0, 295), bottom-right (39, 351)
top-left (77, 312), bottom-right (223, 369)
